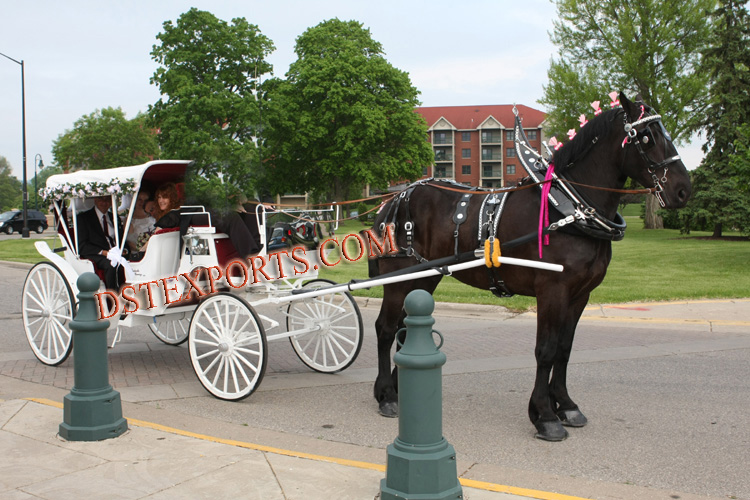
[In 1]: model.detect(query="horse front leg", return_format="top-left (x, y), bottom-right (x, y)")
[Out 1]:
top-left (551, 293), bottom-right (590, 428)
top-left (529, 290), bottom-right (570, 441)
top-left (374, 303), bottom-right (405, 417)
top-left (373, 276), bottom-right (442, 417)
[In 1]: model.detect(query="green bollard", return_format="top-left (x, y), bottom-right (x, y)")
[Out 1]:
top-left (59, 272), bottom-right (127, 441)
top-left (380, 289), bottom-right (463, 500)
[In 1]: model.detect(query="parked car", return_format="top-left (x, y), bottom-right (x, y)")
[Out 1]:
top-left (0, 210), bottom-right (48, 234)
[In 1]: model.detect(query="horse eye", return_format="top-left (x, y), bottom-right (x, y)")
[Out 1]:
top-left (639, 127), bottom-right (656, 150)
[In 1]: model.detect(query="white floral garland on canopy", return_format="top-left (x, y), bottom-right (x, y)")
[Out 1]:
top-left (40, 178), bottom-right (137, 202)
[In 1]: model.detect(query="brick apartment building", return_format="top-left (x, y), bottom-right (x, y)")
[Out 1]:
top-left (415, 104), bottom-right (547, 188)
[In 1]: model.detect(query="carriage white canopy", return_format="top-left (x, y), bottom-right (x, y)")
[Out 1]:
top-left (41, 160), bottom-right (193, 202)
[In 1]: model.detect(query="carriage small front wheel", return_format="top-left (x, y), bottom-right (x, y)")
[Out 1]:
top-left (286, 279), bottom-right (363, 373)
top-left (188, 293), bottom-right (268, 401)
top-left (149, 313), bottom-right (190, 345)
top-left (22, 262), bottom-right (76, 366)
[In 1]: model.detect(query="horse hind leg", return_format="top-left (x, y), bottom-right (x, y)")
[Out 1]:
top-left (550, 294), bottom-right (590, 428)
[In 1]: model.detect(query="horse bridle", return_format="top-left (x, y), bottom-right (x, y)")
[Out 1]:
top-left (622, 109), bottom-right (682, 207)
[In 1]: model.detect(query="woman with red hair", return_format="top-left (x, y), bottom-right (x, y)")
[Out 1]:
top-left (152, 182), bottom-right (182, 227)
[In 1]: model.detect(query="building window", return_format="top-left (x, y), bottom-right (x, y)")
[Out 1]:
top-left (481, 130), bottom-right (501, 143)
top-left (434, 131), bottom-right (451, 145)
top-left (462, 165), bottom-right (471, 175)
top-left (527, 130), bottom-right (538, 140)
top-left (435, 166), bottom-right (447, 178)
top-left (506, 130), bottom-right (514, 141)
top-left (506, 164), bottom-right (516, 175)
top-left (507, 148), bottom-right (516, 158)
top-left (461, 131), bottom-right (471, 142)
top-left (462, 148), bottom-right (471, 159)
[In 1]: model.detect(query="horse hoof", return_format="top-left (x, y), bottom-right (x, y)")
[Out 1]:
top-left (534, 420), bottom-right (569, 441)
top-left (557, 408), bottom-right (588, 427)
top-left (379, 401), bottom-right (398, 418)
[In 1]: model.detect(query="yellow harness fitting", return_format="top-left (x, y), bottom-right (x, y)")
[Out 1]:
top-left (492, 238), bottom-right (501, 267)
top-left (484, 238), bottom-right (502, 267)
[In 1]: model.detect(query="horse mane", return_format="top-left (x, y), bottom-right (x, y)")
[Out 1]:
top-left (552, 108), bottom-right (623, 171)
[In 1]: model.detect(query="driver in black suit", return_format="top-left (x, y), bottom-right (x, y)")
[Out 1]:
top-left (77, 196), bottom-right (129, 290)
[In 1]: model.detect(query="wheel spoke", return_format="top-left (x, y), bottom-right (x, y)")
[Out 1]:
top-left (329, 330), bottom-right (357, 346)
top-left (231, 354), bottom-right (254, 385)
top-left (234, 351), bottom-right (259, 374)
top-left (196, 348), bottom-right (220, 361)
top-left (211, 357), bottom-right (225, 387)
top-left (196, 316), bottom-right (223, 343)
top-left (228, 357), bottom-right (240, 393)
top-left (235, 346), bottom-right (261, 357)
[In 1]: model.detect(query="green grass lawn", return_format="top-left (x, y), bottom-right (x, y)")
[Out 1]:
top-left (3, 217), bottom-right (748, 311)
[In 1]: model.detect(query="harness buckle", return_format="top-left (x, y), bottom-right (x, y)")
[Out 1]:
top-left (404, 221), bottom-right (413, 231)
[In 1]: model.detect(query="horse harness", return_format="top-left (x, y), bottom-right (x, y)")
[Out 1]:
top-left (379, 180), bottom-right (515, 297)
top-left (513, 108), bottom-right (627, 241)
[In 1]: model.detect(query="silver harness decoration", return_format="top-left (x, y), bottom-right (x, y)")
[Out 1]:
top-left (622, 112), bottom-right (681, 208)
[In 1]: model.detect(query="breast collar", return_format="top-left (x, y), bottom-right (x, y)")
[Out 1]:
top-left (513, 108), bottom-right (626, 241)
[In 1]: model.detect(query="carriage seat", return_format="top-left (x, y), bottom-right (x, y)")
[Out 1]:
top-left (127, 229), bottom-right (181, 282)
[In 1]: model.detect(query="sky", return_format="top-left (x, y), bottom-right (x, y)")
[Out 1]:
top-left (0, 0), bottom-right (704, 186)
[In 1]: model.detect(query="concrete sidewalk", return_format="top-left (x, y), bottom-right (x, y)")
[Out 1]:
top-left (1, 397), bottom-right (565, 500)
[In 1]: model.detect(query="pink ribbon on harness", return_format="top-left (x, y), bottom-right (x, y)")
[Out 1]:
top-left (538, 163), bottom-right (555, 259)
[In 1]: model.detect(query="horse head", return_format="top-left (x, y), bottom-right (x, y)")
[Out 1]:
top-left (618, 92), bottom-right (692, 208)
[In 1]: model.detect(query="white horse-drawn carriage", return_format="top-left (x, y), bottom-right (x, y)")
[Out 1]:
top-left (22, 160), bottom-right (363, 400)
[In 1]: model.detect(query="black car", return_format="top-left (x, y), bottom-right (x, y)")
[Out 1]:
top-left (0, 210), bottom-right (49, 234)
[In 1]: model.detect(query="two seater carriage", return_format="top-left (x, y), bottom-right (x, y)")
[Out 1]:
top-left (22, 160), bottom-right (364, 401)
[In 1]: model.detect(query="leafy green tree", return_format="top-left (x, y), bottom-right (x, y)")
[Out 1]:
top-left (29, 164), bottom-right (63, 212)
top-left (538, 61), bottom-right (604, 140)
top-left (0, 156), bottom-right (22, 211)
top-left (261, 19), bottom-right (433, 202)
top-left (540, 0), bottom-right (714, 228)
top-left (729, 123), bottom-right (750, 191)
top-left (680, 0), bottom-right (750, 236)
top-left (149, 8), bottom-right (274, 205)
top-left (51, 107), bottom-right (159, 171)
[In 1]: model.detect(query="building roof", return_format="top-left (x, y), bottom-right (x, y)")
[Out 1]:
top-left (416, 104), bottom-right (546, 131)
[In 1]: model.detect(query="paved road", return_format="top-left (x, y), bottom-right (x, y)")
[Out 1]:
top-left (2, 260), bottom-right (749, 500)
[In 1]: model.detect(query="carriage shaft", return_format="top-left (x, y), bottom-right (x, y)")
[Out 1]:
top-left (263, 254), bottom-right (563, 305)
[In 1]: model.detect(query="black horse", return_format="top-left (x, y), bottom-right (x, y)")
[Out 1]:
top-left (369, 93), bottom-right (691, 441)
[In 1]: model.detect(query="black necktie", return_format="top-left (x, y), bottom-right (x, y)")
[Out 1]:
top-left (102, 214), bottom-right (114, 247)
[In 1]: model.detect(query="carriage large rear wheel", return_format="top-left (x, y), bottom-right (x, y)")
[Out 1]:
top-left (286, 279), bottom-right (363, 373)
top-left (188, 293), bottom-right (267, 401)
top-left (22, 262), bottom-right (76, 366)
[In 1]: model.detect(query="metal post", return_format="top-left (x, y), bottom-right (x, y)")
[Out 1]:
top-left (0, 52), bottom-right (30, 237)
top-left (380, 289), bottom-right (463, 500)
top-left (59, 272), bottom-right (127, 441)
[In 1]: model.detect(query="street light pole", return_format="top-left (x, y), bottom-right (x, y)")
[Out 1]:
top-left (0, 51), bottom-right (30, 238)
top-left (34, 154), bottom-right (44, 210)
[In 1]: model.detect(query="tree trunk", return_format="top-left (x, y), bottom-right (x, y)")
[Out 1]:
top-left (643, 195), bottom-right (664, 229)
top-left (712, 223), bottom-right (723, 238)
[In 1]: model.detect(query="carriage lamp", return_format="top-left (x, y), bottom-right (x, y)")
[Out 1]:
top-left (184, 232), bottom-right (209, 263)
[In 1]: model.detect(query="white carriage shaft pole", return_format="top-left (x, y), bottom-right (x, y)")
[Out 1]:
top-left (273, 255), bottom-right (563, 305)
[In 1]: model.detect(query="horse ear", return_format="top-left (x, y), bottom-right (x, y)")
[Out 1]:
top-left (619, 92), bottom-right (639, 118)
